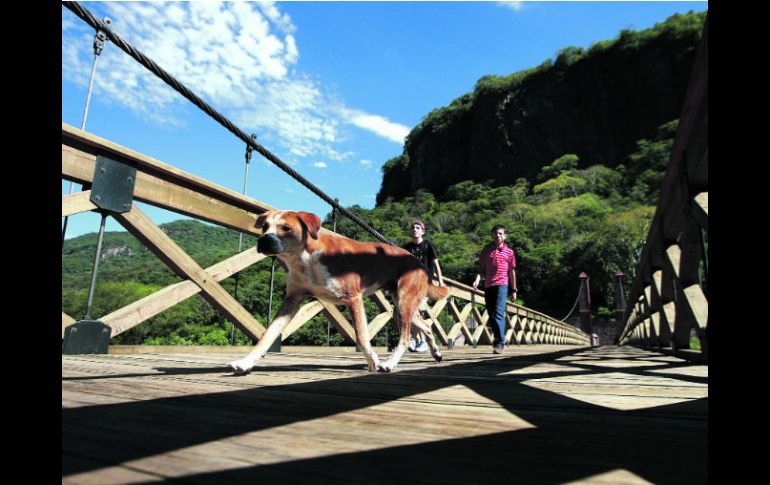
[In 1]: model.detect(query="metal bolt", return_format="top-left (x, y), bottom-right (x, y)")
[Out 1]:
top-left (95, 195), bottom-right (101, 201)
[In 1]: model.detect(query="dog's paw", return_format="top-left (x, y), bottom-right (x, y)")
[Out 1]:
top-left (433, 352), bottom-right (443, 363)
top-left (377, 362), bottom-right (395, 373)
top-left (229, 359), bottom-right (254, 375)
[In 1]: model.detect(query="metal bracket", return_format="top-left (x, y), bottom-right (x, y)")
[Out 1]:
top-left (62, 320), bottom-right (111, 355)
top-left (90, 155), bottom-right (137, 213)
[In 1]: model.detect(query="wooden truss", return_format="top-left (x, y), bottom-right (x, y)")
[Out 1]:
top-left (62, 123), bottom-right (590, 348)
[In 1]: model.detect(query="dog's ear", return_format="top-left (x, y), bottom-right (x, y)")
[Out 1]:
top-left (296, 211), bottom-right (321, 240)
top-left (255, 213), bottom-right (269, 232)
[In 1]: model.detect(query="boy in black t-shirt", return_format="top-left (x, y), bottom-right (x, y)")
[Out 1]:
top-left (402, 220), bottom-right (445, 352)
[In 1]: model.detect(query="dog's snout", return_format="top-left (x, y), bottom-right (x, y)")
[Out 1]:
top-left (257, 233), bottom-right (284, 255)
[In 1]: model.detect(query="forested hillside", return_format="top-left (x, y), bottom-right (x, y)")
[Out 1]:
top-left (377, 11), bottom-right (705, 204)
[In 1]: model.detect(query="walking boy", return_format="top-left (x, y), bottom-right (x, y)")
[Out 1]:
top-left (472, 225), bottom-right (517, 354)
top-left (403, 219), bottom-right (445, 352)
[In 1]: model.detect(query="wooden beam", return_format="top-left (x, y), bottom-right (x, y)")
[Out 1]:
top-left (102, 248), bottom-right (266, 337)
top-left (420, 299), bottom-right (449, 344)
top-left (446, 322), bottom-right (464, 341)
top-left (112, 205), bottom-right (266, 340)
top-left (63, 123), bottom-right (275, 214)
top-left (62, 191), bottom-right (97, 217)
top-left (63, 144), bottom-right (264, 237)
top-left (683, 284), bottom-right (708, 329)
top-left (280, 301), bottom-right (324, 341)
top-left (371, 290), bottom-right (393, 313)
top-left (693, 192), bottom-right (708, 231)
top-left (662, 302), bottom-right (677, 335)
top-left (318, 300), bottom-right (357, 344)
top-left (368, 310), bottom-right (394, 337)
top-left (447, 286), bottom-right (479, 302)
top-left (450, 301), bottom-right (473, 324)
top-left (666, 244), bottom-right (682, 280)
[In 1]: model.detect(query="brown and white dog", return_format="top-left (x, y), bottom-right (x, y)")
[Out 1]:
top-left (229, 210), bottom-right (449, 374)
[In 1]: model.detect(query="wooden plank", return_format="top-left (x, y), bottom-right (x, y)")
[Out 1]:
top-left (694, 191), bottom-right (708, 225)
top-left (420, 300), bottom-right (448, 344)
top-left (694, 192), bottom-right (708, 216)
top-left (662, 302), bottom-right (677, 334)
top-left (367, 310), bottom-right (394, 338)
top-left (63, 123), bottom-right (275, 215)
top-left (65, 347), bottom-right (706, 482)
top-left (371, 290), bottom-right (393, 313)
top-left (666, 244), bottom-right (682, 279)
top-left (113, 205), bottom-right (266, 340)
top-left (281, 301), bottom-right (324, 341)
top-left (318, 300), bottom-right (357, 344)
top-left (102, 248), bottom-right (266, 337)
top-left (683, 284), bottom-right (708, 329)
top-left (62, 191), bottom-right (97, 217)
top-left (63, 144), bottom-right (264, 237)
top-left (446, 322), bottom-right (464, 341)
top-left (449, 300), bottom-right (473, 324)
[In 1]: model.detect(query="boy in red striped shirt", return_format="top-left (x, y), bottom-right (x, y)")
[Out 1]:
top-left (472, 225), bottom-right (518, 354)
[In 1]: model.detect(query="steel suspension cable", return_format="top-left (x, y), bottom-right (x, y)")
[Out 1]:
top-left (63, 1), bottom-right (394, 246)
top-left (559, 288), bottom-right (582, 323)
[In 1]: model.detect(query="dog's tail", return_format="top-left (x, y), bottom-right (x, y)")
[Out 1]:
top-left (427, 284), bottom-right (450, 301)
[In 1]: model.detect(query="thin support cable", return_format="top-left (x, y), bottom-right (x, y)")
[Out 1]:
top-left (63, 2), bottom-right (393, 246)
top-left (84, 213), bottom-right (108, 320)
top-left (237, 134), bottom-right (256, 253)
top-left (232, 134), bottom-right (256, 345)
top-left (559, 289), bottom-right (582, 323)
top-left (63, 16), bottom-right (111, 245)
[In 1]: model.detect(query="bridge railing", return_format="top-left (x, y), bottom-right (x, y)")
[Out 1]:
top-left (62, 123), bottom-right (590, 348)
top-left (617, 19), bottom-right (708, 361)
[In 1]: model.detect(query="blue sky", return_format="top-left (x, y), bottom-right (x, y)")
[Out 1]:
top-left (62, 1), bottom-right (707, 240)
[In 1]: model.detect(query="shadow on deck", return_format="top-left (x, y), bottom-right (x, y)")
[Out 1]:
top-left (62, 345), bottom-right (707, 484)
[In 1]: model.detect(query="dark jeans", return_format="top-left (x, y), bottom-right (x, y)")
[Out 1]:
top-left (484, 285), bottom-right (508, 347)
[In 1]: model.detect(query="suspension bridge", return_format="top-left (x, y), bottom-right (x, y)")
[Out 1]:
top-left (62, 3), bottom-right (708, 483)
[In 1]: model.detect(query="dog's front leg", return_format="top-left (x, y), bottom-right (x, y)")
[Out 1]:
top-left (229, 293), bottom-right (303, 375)
top-left (348, 296), bottom-right (380, 372)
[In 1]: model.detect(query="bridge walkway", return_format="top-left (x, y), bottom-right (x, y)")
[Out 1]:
top-left (62, 345), bottom-right (707, 484)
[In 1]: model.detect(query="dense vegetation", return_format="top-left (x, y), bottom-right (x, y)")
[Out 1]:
top-left (62, 120), bottom-right (674, 345)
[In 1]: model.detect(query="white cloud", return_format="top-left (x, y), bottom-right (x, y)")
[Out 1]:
top-left (62, 2), bottom-right (407, 164)
top-left (340, 108), bottom-right (410, 144)
top-left (360, 159), bottom-right (373, 167)
top-left (312, 162), bottom-right (328, 168)
top-left (498, 1), bottom-right (525, 11)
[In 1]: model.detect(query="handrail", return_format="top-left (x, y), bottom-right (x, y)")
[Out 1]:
top-left (617, 18), bottom-right (708, 361)
top-left (62, 125), bottom-right (590, 347)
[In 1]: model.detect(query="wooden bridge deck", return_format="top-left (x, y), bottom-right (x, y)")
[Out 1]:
top-left (62, 345), bottom-right (707, 484)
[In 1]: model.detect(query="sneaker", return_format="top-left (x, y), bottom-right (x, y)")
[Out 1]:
top-left (408, 338), bottom-right (417, 352)
top-left (493, 345), bottom-right (505, 354)
top-left (414, 340), bottom-right (428, 353)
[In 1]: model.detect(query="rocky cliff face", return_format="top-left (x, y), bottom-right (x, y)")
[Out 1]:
top-left (377, 12), bottom-right (705, 204)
